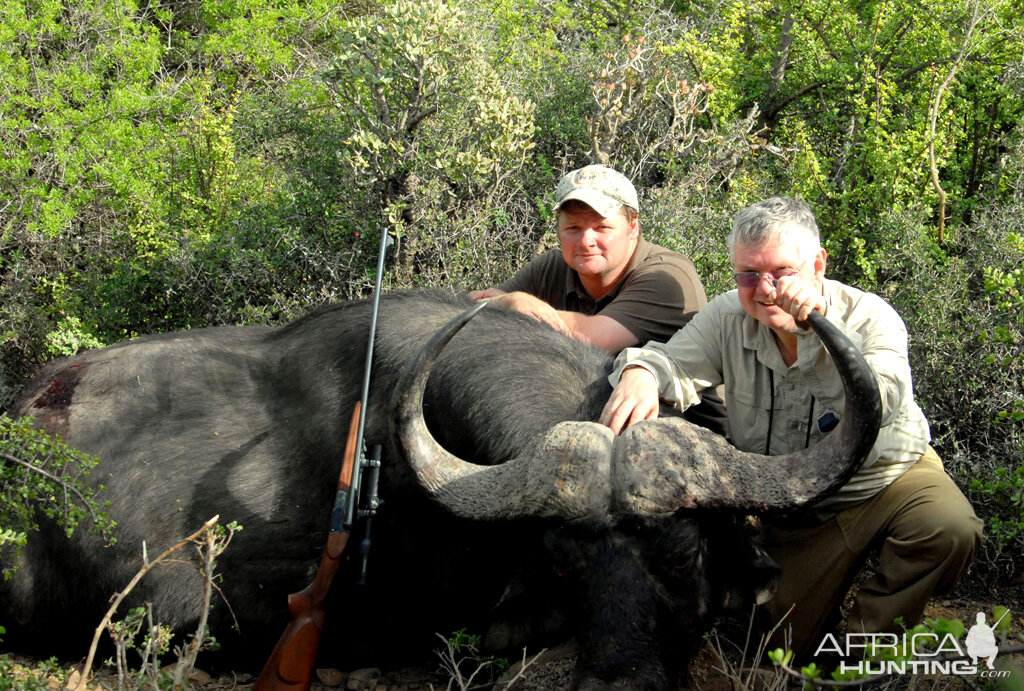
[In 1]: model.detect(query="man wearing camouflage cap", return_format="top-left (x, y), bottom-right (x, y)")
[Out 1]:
top-left (471, 164), bottom-right (709, 354)
top-left (472, 164), bottom-right (727, 433)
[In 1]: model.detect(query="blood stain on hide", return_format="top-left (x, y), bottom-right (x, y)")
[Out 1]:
top-left (27, 364), bottom-right (86, 438)
top-left (33, 364), bottom-right (82, 409)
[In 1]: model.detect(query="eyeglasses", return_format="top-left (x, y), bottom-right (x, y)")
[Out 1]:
top-left (733, 261), bottom-right (806, 289)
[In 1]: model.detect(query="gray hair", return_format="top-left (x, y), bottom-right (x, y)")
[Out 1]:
top-left (727, 197), bottom-right (821, 260)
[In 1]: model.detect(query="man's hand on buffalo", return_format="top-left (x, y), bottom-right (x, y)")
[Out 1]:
top-left (599, 365), bottom-right (660, 434)
top-left (467, 287), bottom-right (507, 300)
top-left (471, 289), bottom-right (573, 336)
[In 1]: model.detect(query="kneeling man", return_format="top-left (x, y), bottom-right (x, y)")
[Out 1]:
top-left (600, 196), bottom-right (981, 658)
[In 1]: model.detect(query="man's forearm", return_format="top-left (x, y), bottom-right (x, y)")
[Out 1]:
top-left (471, 290), bottom-right (637, 353)
top-left (558, 311), bottom-right (638, 353)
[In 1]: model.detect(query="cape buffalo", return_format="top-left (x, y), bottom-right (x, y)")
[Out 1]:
top-left (1, 290), bottom-right (880, 689)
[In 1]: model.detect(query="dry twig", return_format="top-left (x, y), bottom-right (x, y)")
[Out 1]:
top-left (75, 515), bottom-right (224, 690)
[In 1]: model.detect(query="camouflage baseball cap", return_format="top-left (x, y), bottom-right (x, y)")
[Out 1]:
top-left (554, 165), bottom-right (639, 217)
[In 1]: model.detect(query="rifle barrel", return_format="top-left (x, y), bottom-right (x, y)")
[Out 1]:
top-left (346, 229), bottom-right (391, 529)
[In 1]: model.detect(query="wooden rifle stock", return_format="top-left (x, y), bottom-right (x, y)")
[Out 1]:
top-left (254, 402), bottom-right (362, 691)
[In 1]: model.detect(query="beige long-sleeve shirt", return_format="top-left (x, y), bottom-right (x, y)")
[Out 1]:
top-left (610, 279), bottom-right (930, 512)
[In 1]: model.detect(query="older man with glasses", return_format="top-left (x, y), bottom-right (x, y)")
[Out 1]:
top-left (600, 196), bottom-right (981, 662)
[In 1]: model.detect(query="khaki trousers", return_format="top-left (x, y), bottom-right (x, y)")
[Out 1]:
top-left (759, 448), bottom-right (983, 659)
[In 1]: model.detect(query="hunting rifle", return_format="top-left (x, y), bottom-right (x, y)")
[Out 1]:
top-left (254, 230), bottom-right (391, 691)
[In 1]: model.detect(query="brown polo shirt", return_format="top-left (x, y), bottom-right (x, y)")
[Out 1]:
top-left (498, 238), bottom-right (728, 436)
top-left (497, 239), bottom-right (707, 345)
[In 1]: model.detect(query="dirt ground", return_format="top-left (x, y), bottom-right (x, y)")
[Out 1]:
top-left (7, 591), bottom-right (1022, 691)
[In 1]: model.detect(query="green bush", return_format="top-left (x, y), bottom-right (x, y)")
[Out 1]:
top-left (0, 414), bottom-right (114, 577)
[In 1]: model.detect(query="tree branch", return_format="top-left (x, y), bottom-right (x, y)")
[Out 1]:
top-left (406, 104), bottom-right (438, 133)
top-left (76, 516), bottom-right (222, 690)
top-left (766, 13), bottom-right (796, 104)
top-left (763, 80), bottom-right (828, 127)
top-left (928, 0), bottom-right (986, 244)
top-left (0, 450), bottom-right (105, 527)
top-left (898, 55), bottom-right (1000, 83)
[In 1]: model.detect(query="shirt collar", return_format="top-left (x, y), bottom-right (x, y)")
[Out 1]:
top-left (742, 313), bottom-right (789, 372)
top-left (741, 278), bottom-right (835, 372)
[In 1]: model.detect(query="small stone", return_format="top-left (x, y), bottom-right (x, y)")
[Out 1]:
top-left (317, 668), bottom-right (346, 687)
top-left (188, 667), bottom-right (212, 685)
top-left (346, 667), bottom-right (382, 690)
top-left (61, 670), bottom-right (99, 691)
top-left (158, 664), bottom-right (212, 686)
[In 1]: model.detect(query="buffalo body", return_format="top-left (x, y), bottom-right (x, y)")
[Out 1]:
top-left (2, 290), bottom-right (878, 690)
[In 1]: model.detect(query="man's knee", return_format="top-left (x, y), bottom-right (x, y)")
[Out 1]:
top-left (885, 505), bottom-right (982, 596)
top-left (913, 489), bottom-right (981, 555)
top-left (941, 509), bottom-right (982, 553)
top-left (885, 454), bottom-right (981, 565)
top-left (931, 511), bottom-right (982, 588)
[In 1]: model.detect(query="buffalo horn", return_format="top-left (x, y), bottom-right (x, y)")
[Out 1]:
top-left (393, 306), bottom-right (882, 520)
top-left (390, 304), bottom-right (614, 521)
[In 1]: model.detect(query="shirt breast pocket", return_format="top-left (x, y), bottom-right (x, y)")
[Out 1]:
top-left (727, 385), bottom-right (772, 454)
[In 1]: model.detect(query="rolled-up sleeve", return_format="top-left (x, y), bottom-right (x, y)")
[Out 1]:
top-left (610, 299), bottom-right (725, 411)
